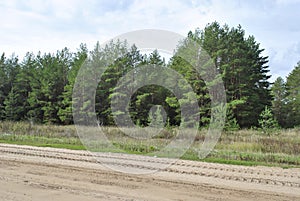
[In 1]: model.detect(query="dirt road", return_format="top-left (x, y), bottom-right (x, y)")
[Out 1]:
top-left (0, 143), bottom-right (299, 201)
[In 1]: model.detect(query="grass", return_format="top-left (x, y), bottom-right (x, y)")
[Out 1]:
top-left (0, 133), bottom-right (85, 150)
top-left (0, 121), bottom-right (299, 168)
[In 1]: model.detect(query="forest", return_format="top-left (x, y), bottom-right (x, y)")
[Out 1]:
top-left (1, 22), bottom-right (300, 130)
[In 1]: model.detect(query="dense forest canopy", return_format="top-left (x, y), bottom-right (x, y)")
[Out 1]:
top-left (0, 22), bottom-right (299, 129)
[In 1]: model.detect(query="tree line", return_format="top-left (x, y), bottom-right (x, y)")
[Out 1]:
top-left (0, 22), bottom-right (299, 129)
top-left (271, 65), bottom-right (300, 128)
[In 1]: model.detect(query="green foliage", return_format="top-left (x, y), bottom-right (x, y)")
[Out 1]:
top-left (224, 104), bottom-right (240, 131)
top-left (0, 53), bottom-right (7, 119)
top-left (4, 87), bottom-right (20, 121)
top-left (258, 106), bottom-right (279, 134)
top-left (0, 54), bottom-right (20, 120)
top-left (148, 105), bottom-right (165, 128)
top-left (58, 44), bottom-right (88, 124)
top-left (171, 22), bottom-right (271, 128)
top-left (285, 62), bottom-right (300, 127)
top-left (271, 77), bottom-right (287, 127)
top-left (3, 22), bottom-right (300, 129)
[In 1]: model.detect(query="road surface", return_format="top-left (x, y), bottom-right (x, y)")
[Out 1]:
top-left (0, 143), bottom-right (299, 201)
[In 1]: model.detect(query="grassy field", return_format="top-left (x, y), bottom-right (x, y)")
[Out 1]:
top-left (0, 121), bottom-right (299, 168)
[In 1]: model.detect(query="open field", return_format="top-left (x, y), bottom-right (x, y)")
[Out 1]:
top-left (0, 121), bottom-right (300, 168)
top-left (0, 143), bottom-right (300, 201)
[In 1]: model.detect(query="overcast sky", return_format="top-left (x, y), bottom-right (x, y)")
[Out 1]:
top-left (1, 0), bottom-right (300, 81)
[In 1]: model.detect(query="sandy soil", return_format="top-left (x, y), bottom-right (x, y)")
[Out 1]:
top-left (0, 143), bottom-right (299, 201)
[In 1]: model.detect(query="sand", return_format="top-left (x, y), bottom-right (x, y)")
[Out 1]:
top-left (0, 143), bottom-right (299, 201)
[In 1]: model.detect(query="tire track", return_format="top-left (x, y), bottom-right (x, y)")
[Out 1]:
top-left (0, 143), bottom-right (299, 179)
top-left (0, 143), bottom-right (299, 188)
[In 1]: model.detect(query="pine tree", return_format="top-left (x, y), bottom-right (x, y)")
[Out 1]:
top-left (0, 54), bottom-right (20, 120)
top-left (183, 22), bottom-right (271, 128)
top-left (11, 53), bottom-right (38, 121)
top-left (129, 50), bottom-right (169, 126)
top-left (94, 40), bottom-right (129, 125)
top-left (27, 49), bottom-right (72, 124)
top-left (0, 53), bottom-right (7, 119)
top-left (4, 87), bottom-right (20, 121)
top-left (148, 105), bottom-right (165, 127)
top-left (258, 106), bottom-right (279, 134)
top-left (285, 62), bottom-right (300, 127)
top-left (27, 52), bottom-right (44, 123)
top-left (224, 103), bottom-right (240, 131)
top-left (167, 39), bottom-right (211, 127)
top-left (58, 44), bottom-right (88, 124)
top-left (271, 77), bottom-right (287, 127)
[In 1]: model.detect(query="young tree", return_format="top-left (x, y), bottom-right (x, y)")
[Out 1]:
top-left (4, 87), bottom-right (20, 121)
top-left (148, 105), bottom-right (166, 128)
top-left (258, 106), bottom-right (279, 134)
top-left (224, 102), bottom-right (240, 131)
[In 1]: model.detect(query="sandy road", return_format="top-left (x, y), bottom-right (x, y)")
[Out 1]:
top-left (0, 143), bottom-right (299, 201)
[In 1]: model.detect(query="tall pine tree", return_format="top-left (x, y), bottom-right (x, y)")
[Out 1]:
top-left (285, 62), bottom-right (300, 127)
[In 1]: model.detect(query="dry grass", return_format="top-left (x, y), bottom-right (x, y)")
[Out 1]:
top-left (0, 121), bottom-right (299, 167)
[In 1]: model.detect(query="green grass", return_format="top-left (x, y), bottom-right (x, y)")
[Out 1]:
top-left (0, 121), bottom-right (299, 168)
top-left (0, 134), bottom-right (85, 150)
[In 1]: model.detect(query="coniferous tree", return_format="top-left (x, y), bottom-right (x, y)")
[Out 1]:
top-left (0, 53), bottom-right (7, 119)
top-left (1, 54), bottom-right (20, 120)
top-left (58, 44), bottom-right (88, 124)
top-left (94, 40), bottom-right (129, 125)
top-left (285, 62), bottom-right (300, 127)
top-left (27, 52), bottom-right (44, 123)
top-left (181, 22), bottom-right (271, 128)
top-left (258, 106), bottom-right (279, 134)
top-left (0, 23), bottom-right (278, 129)
top-left (271, 77), bottom-right (287, 127)
top-left (4, 87), bottom-right (19, 121)
top-left (27, 49), bottom-right (72, 124)
top-left (11, 53), bottom-right (38, 121)
top-left (130, 50), bottom-right (169, 126)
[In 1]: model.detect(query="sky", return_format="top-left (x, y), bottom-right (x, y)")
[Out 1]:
top-left (1, 0), bottom-right (300, 81)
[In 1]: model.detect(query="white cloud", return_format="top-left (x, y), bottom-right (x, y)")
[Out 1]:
top-left (0, 0), bottom-right (299, 80)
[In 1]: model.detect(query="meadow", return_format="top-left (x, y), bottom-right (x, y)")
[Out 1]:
top-left (0, 121), bottom-right (299, 168)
